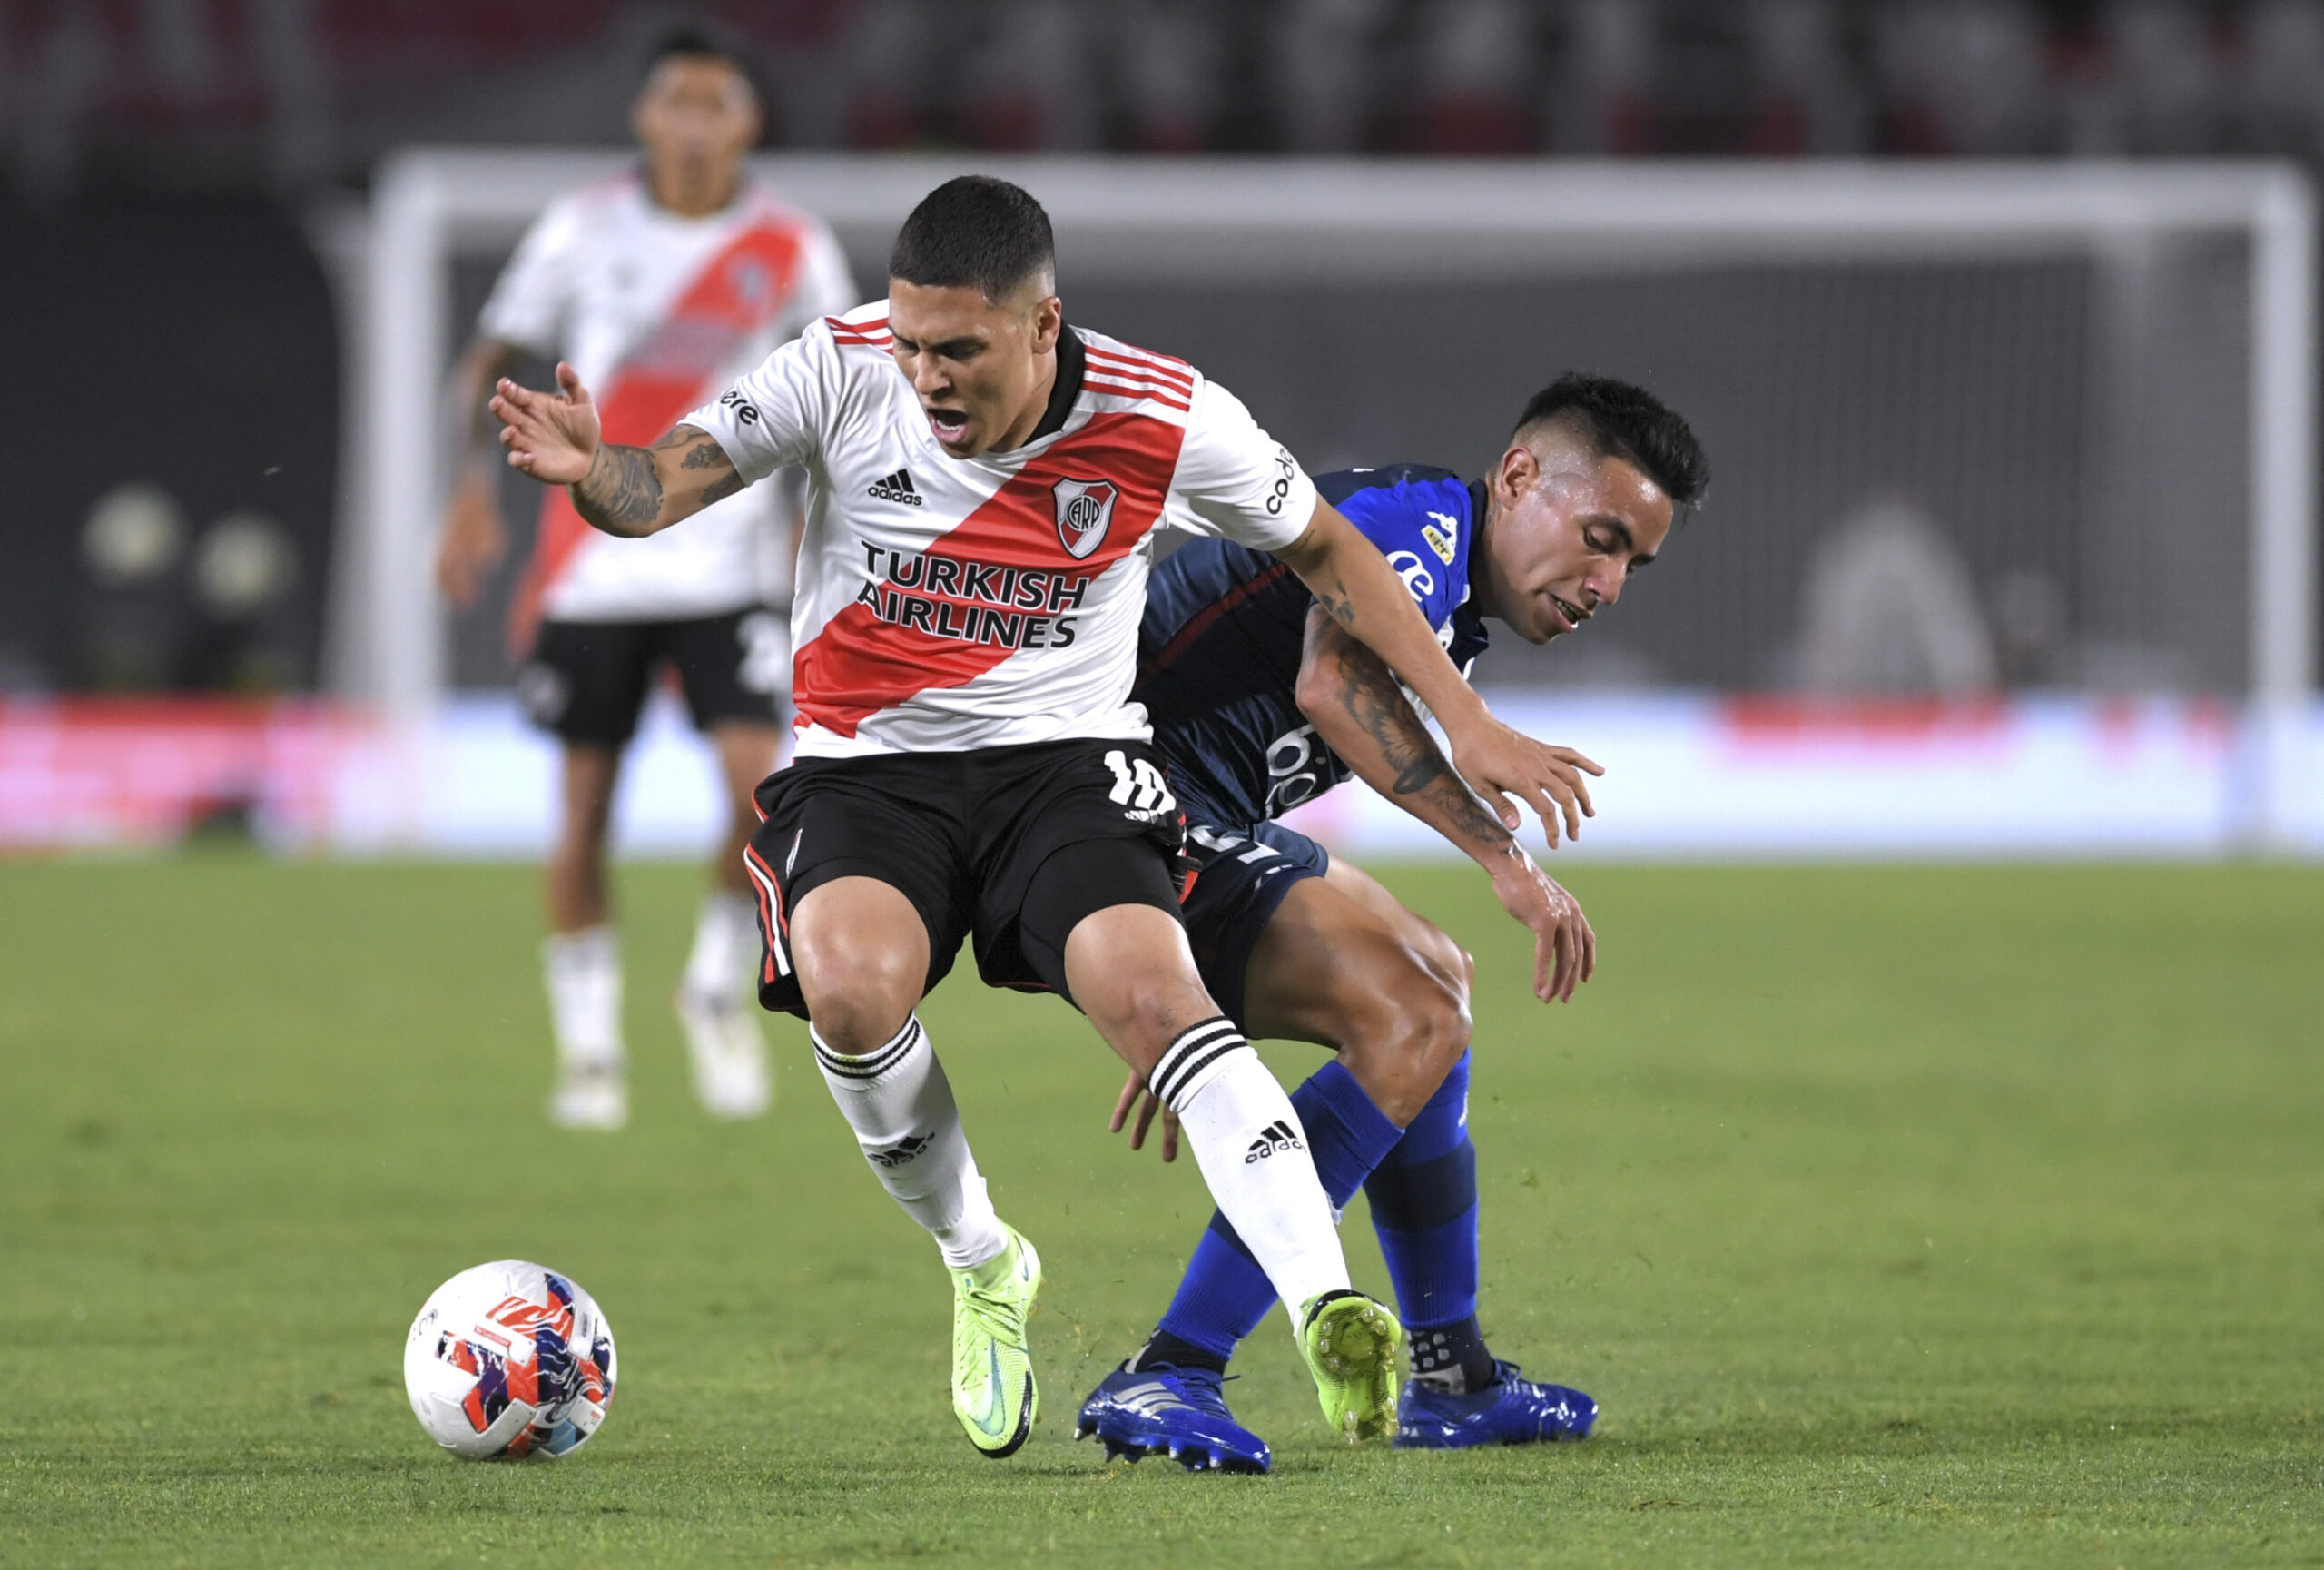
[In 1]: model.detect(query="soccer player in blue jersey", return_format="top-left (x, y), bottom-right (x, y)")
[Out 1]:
top-left (1076, 372), bottom-right (1709, 1470)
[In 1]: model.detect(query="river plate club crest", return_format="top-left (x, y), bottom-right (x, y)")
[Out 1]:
top-left (1052, 478), bottom-right (1118, 559)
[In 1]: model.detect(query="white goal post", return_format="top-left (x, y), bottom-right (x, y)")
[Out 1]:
top-left (334, 152), bottom-right (2314, 849)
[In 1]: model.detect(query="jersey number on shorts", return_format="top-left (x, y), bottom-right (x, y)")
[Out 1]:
top-left (1102, 749), bottom-right (1175, 814)
top-left (1188, 824), bottom-right (1281, 864)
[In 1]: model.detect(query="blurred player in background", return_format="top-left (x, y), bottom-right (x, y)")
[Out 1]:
top-left (1078, 375), bottom-right (1708, 1471)
top-left (434, 30), bottom-right (857, 1131)
top-left (489, 175), bottom-right (1603, 1461)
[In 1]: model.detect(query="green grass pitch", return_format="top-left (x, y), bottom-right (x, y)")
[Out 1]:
top-left (2, 855), bottom-right (2319, 1566)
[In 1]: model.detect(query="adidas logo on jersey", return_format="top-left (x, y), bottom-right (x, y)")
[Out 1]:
top-left (868, 1132), bottom-right (934, 1168)
top-left (868, 468), bottom-right (924, 506)
top-left (1244, 1120), bottom-right (1304, 1163)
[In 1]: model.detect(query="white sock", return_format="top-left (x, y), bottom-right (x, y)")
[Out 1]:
top-left (681, 889), bottom-right (760, 1002)
top-left (1151, 1017), bottom-right (1350, 1318)
top-left (543, 927), bottom-right (622, 1071)
top-left (812, 1015), bottom-right (1008, 1269)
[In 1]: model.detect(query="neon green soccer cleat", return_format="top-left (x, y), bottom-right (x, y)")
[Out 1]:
top-left (1299, 1289), bottom-right (1404, 1444)
top-left (950, 1226), bottom-right (1043, 1457)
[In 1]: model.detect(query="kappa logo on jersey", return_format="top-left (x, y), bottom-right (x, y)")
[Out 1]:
top-left (1244, 1120), bottom-right (1304, 1163)
top-left (868, 468), bottom-right (925, 506)
top-left (1053, 478), bottom-right (1119, 559)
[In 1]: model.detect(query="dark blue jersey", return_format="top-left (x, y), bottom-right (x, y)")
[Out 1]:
top-left (1136, 464), bottom-right (1491, 827)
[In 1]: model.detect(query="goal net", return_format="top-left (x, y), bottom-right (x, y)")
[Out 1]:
top-left (332, 153), bottom-right (2314, 847)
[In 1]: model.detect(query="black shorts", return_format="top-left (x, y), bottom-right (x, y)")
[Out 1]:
top-left (1178, 817), bottom-right (1331, 1030)
top-left (743, 737), bottom-right (1187, 1019)
top-left (517, 607), bottom-right (788, 747)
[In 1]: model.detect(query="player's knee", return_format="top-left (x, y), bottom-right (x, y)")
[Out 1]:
top-left (1413, 920), bottom-right (1474, 1005)
top-left (792, 933), bottom-right (921, 1052)
top-left (1401, 967), bottom-right (1472, 1084)
top-left (1082, 964), bottom-right (1213, 1061)
top-left (1340, 963), bottom-right (1471, 1123)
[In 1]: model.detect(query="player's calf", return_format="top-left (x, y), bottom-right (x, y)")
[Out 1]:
top-left (1064, 906), bottom-right (1356, 1317)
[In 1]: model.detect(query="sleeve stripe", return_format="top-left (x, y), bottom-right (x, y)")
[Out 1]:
top-left (1084, 374), bottom-right (1191, 412)
top-left (1086, 340), bottom-right (1192, 375)
top-left (1085, 344), bottom-right (1194, 391)
top-left (1083, 367), bottom-right (1190, 396)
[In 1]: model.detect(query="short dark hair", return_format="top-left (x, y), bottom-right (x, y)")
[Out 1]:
top-left (1515, 372), bottom-right (1710, 513)
top-left (889, 177), bottom-right (1057, 302)
top-left (640, 24), bottom-right (763, 104)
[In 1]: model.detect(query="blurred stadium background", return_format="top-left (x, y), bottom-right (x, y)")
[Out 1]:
top-left (5, 0), bottom-right (2322, 859)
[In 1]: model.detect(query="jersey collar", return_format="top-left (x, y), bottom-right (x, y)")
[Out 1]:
top-left (1026, 323), bottom-right (1087, 445)
top-left (1464, 478), bottom-right (1490, 606)
top-left (1455, 476), bottom-right (1493, 664)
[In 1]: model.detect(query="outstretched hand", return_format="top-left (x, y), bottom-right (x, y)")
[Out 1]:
top-left (1109, 1070), bottom-right (1180, 1162)
top-left (491, 362), bottom-right (600, 487)
top-left (1448, 716), bottom-right (1602, 850)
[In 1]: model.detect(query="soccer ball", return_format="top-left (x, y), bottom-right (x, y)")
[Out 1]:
top-left (403, 1260), bottom-right (616, 1461)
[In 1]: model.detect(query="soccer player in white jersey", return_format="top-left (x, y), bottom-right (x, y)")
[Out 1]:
top-left (435, 31), bottom-right (856, 1131)
top-left (490, 176), bottom-right (1601, 1461)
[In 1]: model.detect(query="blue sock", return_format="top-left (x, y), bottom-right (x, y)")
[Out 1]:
top-left (1149, 1059), bottom-right (1403, 1366)
top-left (1364, 1052), bottom-right (1492, 1387)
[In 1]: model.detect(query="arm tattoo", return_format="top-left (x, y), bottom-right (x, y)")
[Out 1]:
top-left (572, 443), bottom-right (663, 534)
top-left (1314, 576), bottom-right (1357, 629)
top-left (1336, 639), bottom-right (1512, 849)
top-left (665, 423), bottom-right (744, 504)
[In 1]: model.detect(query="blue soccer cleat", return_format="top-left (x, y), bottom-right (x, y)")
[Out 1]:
top-left (1393, 1361), bottom-right (1597, 1449)
top-left (1074, 1362), bottom-right (1272, 1474)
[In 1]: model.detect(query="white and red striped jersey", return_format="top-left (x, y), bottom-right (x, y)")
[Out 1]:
top-left (478, 172), bottom-right (856, 633)
top-left (685, 301), bottom-right (1320, 760)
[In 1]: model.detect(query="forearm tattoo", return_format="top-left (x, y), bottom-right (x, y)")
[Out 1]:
top-left (572, 444), bottom-right (664, 534)
top-left (1337, 640), bottom-right (1512, 849)
top-left (1313, 575), bottom-right (1357, 629)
